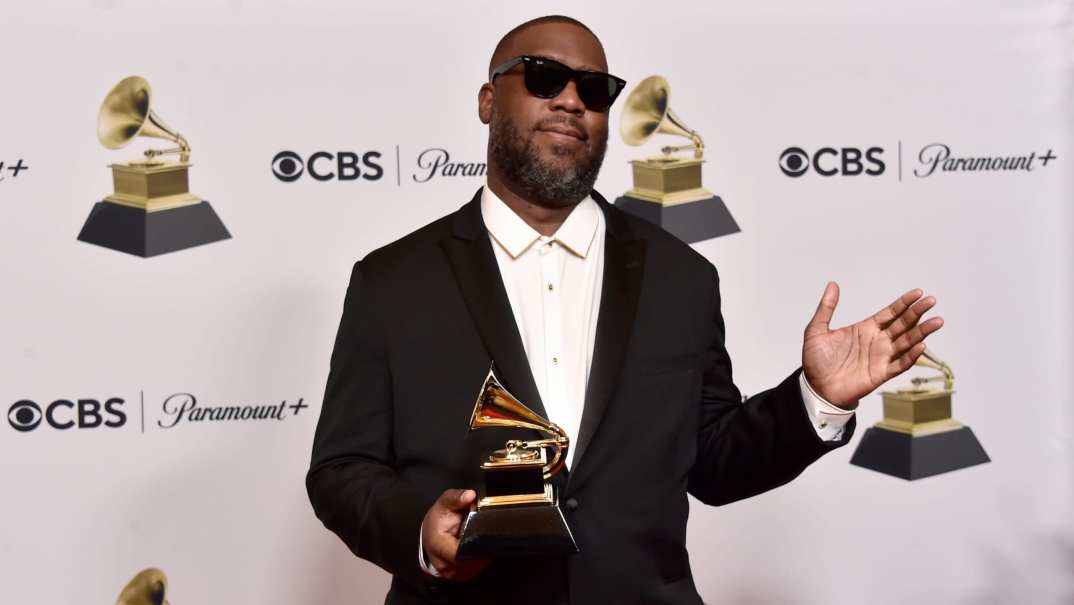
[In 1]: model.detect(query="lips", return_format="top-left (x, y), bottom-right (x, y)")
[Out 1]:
top-left (537, 122), bottom-right (586, 141)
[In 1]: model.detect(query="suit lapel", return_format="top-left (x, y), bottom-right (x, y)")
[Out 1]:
top-left (569, 192), bottom-right (645, 481)
top-left (439, 188), bottom-right (547, 419)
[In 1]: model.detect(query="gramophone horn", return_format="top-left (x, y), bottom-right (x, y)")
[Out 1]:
top-left (115, 567), bottom-right (169, 605)
top-left (97, 76), bottom-right (190, 162)
top-left (619, 75), bottom-right (704, 158)
top-left (468, 369), bottom-right (569, 479)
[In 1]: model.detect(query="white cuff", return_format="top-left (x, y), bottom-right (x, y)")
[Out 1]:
top-left (798, 372), bottom-right (854, 441)
top-left (418, 521), bottom-right (440, 577)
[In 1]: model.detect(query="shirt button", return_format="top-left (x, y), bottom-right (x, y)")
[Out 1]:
top-left (565, 498), bottom-right (579, 512)
top-left (547, 283), bottom-right (554, 292)
top-left (552, 357), bottom-right (559, 365)
top-left (819, 420), bottom-right (829, 429)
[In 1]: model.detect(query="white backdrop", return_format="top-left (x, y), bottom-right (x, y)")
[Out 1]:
top-left (1, 1), bottom-right (1071, 603)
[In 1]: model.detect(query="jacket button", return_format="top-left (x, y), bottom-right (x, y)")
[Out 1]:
top-left (565, 498), bottom-right (579, 512)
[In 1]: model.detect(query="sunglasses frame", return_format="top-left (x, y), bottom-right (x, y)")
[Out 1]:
top-left (489, 55), bottom-right (627, 112)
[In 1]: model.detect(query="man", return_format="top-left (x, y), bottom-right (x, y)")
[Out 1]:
top-left (306, 15), bottom-right (942, 605)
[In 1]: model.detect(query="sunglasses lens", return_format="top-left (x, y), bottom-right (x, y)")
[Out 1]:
top-left (524, 60), bottom-right (571, 98)
top-left (577, 74), bottom-right (621, 112)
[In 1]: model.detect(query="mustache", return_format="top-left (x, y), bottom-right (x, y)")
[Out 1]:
top-left (534, 116), bottom-right (589, 141)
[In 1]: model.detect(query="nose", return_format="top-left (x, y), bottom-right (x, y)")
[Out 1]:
top-left (549, 79), bottom-right (585, 115)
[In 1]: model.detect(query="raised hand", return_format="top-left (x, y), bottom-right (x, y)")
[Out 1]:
top-left (802, 282), bottom-right (944, 409)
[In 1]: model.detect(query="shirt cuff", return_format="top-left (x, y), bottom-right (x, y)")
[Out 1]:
top-left (418, 521), bottom-right (441, 577)
top-left (799, 372), bottom-right (855, 441)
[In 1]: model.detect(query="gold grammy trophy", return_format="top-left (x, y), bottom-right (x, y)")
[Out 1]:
top-left (115, 568), bottom-right (170, 605)
top-left (850, 349), bottom-right (989, 480)
top-left (614, 75), bottom-right (740, 243)
top-left (456, 367), bottom-right (579, 559)
top-left (77, 76), bottom-right (230, 257)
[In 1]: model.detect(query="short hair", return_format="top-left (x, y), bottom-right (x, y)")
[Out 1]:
top-left (488, 15), bottom-right (601, 78)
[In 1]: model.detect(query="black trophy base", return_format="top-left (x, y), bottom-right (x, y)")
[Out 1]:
top-left (456, 504), bottom-right (578, 560)
top-left (850, 426), bottom-right (990, 481)
top-left (614, 195), bottom-right (740, 244)
top-left (77, 201), bottom-right (231, 258)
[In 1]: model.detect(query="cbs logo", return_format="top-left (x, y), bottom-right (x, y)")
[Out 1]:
top-left (7, 398), bottom-right (126, 432)
top-left (779, 147), bottom-right (885, 177)
top-left (271, 150), bottom-right (384, 182)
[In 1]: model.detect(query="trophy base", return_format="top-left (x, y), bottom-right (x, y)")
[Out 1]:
top-left (77, 200), bottom-right (231, 258)
top-left (456, 503), bottom-right (579, 560)
top-left (850, 426), bottom-right (990, 480)
top-left (614, 194), bottom-right (740, 244)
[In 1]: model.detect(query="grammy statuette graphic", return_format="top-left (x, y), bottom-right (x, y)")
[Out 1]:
top-left (455, 367), bottom-right (578, 560)
top-left (78, 76), bottom-right (230, 257)
top-left (850, 348), bottom-right (990, 480)
top-left (115, 567), bottom-right (170, 605)
top-left (614, 75), bottom-right (740, 243)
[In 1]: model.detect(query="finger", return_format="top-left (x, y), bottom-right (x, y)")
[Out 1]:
top-left (887, 342), bottom-right (926, 377)
top-left (450, 489), bottom-right (476, 512)
top-left (426, 527), bottom-right (462, 568)
top-left (884, 295), bottom-right (936, 340)
top-left (436, 488), bottom-right (476, 513)
top-left (890, 316), bottom-right (944, 357)
top-left (806, 281), bottom-right (839, 336)
top-left (871, 288), bottom-right (924, 328)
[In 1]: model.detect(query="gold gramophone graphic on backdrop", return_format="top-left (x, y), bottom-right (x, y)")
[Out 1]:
top-left (115, 567), bottom-right (169, 605)
top-left (77, 76), bottom-right (230, 257)
top-left (455, 367), bottom-right (578, 560)
top-left (850, 348), bottom-right (990, 480)
top-left (613, 75), bottom-right (740, 243)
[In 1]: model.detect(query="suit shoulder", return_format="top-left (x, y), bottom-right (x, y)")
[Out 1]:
top-left (354, 210), bottom-right (457, 277)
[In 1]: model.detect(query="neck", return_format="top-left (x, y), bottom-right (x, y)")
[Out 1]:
top-left (486, 168), bottom-right (579, 237)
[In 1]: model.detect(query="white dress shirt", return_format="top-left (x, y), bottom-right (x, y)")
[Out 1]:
top-left (419, 183), bottom-right (853, 575)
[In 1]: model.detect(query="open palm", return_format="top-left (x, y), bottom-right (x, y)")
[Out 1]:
top-left (802, 282), bottom-right (944, 409)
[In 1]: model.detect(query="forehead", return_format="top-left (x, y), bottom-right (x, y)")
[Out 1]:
top-left (499, 22), bottom-right (608, 72)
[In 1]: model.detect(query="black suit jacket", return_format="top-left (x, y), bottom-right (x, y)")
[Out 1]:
top-left (306, 188), bottom-right (854, 604)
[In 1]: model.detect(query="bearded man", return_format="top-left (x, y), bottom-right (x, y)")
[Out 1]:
top-left (306, 15), bottom-right (943, 605)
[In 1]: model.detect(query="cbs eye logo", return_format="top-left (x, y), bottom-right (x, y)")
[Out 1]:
top-left (7, 398), bottom-right (126, 432)
top-left (779, 146), bottom-right (885, 177)
top-left (272, 151), bottom-right (305, 182)
top-left (271, 150), bottom-right (384, 182)
top-left (8, 400), bottom-right (42, 431)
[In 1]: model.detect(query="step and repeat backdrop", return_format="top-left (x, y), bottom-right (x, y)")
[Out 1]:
top-left (1, 1), bottom-right (1071, 603)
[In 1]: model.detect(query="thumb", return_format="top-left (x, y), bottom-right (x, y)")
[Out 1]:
top-left (437, 488), bottom-right (476, 513)
top-left (807, 281), bottom-right (839, 336)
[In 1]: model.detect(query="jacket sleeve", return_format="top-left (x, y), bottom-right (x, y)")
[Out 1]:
top-left (687, 263), bottom-right (856, 506)
top-left (306, 260), bottom-right (431, 587)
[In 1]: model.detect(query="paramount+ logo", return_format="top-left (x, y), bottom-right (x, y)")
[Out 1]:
top-left (779, 146), bottom-right (885, 178)
top-left (7, 398), bottom-right (126, 432)
top-left (271, 150), bottom-right (384, 182)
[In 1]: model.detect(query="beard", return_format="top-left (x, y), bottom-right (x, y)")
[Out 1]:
top-left (488, 111), bottom-right (607, 209)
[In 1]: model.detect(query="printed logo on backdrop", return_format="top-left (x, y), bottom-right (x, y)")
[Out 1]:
top-left (78, 76), bottom-right (231, 258)
top-left (913, 144), bottom-right (1057, 178)
top-left (0, 158), bottom-right (29, 182)
top-left (271, 150), bottom-right (385, 182)
top-left (158, 393), bottom-right (308, 429)
top-left (613, 75), bottom-right (739, 244)
top-left (778, 142), bottom-right (1057, 180)
top-left (271, 147), bottom-right (485, 185)
top-left (779, 147), bottom-right (885, 177)
top-left (6, 393), bottom-right (307, 433)
top-left (7, 398), bottom-right (125, 432)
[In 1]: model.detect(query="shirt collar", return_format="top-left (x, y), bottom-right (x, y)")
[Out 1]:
top-left (480, 183), bottom-right (599, 259)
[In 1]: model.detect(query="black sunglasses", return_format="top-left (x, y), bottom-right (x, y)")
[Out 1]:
top-left (490, 55), bottom-right (627, 113)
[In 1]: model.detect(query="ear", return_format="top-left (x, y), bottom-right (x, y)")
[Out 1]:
top-left (478, 82), bottom-right (494, 124)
